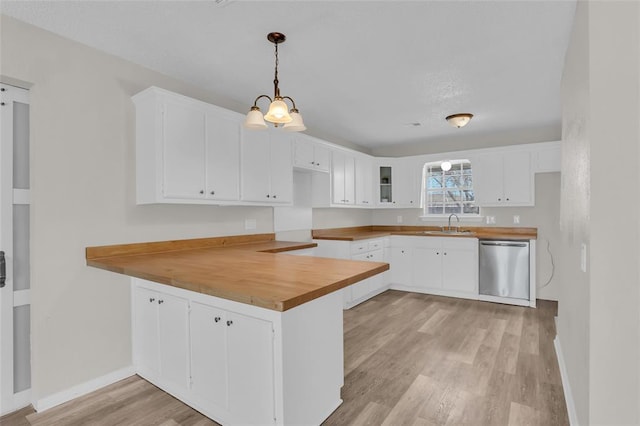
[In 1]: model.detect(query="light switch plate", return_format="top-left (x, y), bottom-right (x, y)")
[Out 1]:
top-left (513, 215), bottom-right (520, 224)
top-left (245, 219), bottom-right (257, 230)
top-left (397, 215), bottom-right (403, 224)
top-left (486, 216), bottom-right (496, 224)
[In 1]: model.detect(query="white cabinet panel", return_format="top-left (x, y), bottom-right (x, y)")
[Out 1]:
top-left (331, 151), bottom-right (355, 205)
top-left (134, 287), bottom-right (160, 376)
top-left (390, 247), bottom-right (412, 286)
top-left (227, 312), bottom-right (275, 425)
top-left (412, 247), bottom-right (442, 290)
top-left (190, 302), bottom-right (228, 410)
top-left (473, 150), bottom-right (532, 206)
top-left (206, 111), bottom-right (240, 201)
top-left (158, 293), bottom-right (190, 392)
top-left (442, 247), bottom-right (478, 294)
top-left (355, 155), bottom-right (374, 206)
top-left (241, 130), bottom-right (292, 204)
top-left (293, 136), bottom-right (330, 173)
top-left (162, 98), bottom-right (206, 199)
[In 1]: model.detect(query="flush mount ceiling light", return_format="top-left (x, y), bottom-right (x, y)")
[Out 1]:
top-left (445, 113), bottom-right (473, 128)
top-left (244, 32), bottom-right (306, 132)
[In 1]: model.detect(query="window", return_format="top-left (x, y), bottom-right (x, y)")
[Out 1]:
top-left (422, 160), bottom-right (479, 216)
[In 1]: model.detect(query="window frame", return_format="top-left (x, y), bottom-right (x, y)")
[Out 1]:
top-left (419, 159), bottom-right (481, 220)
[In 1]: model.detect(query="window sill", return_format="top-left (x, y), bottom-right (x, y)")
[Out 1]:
top-left (419, 215), bottom-right (484, 223)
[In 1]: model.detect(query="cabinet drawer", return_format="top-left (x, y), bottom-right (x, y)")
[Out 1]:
top-left (350, 241), bottom-right (369, 255)
top-left (368, 239), bottom-right (384, 251)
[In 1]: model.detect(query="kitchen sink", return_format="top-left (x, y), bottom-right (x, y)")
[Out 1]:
top-left (421, 230), bottom-right (474, 236)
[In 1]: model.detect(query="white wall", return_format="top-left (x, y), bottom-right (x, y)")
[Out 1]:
top-left (312, 208), bottom-right (373, 230)
top-left (558, 1), bottom-right (640, 424)
top-left (0, 16), bottom-right (277, 401)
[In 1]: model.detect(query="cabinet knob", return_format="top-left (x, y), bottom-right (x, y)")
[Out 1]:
top-left (199, 190), bottom-right (204, 194)
top-left (498, 198), bottom-right (502, 201)
top-left (210, 190), bottom-right (215, 195)
top-left (266, 194), bottom-right (270, 198)
top-left (158, 300), bottom-right (164, 304)
top-left (393, 201), bottom-right (396, 204)
top-left (214, 317), bottom-right (221, 323)
top-left (226, 320), bottom-right (233, 326)
top-left (506, 198), bottom-right (510, 201)
top-left (310, 161), bottom-right (315, 165)
top-left (436, 252), bottom-right (439, 255)
top-left (273, 195), bottom-right (277, 199)
top-left (444, 252), bottom-right (447, 255)
top-left (410, 201), bottom-right (413, 204)
top-left (149, 298), bottom-right (155, 303)
top-left (316, 162), bottom-right (320, 166)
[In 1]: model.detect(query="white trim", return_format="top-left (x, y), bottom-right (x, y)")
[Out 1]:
top-left (554, 335), bottom-right (579, 426)
top-left (33, 366), bottom-right (135, 413)
top-left (12, 189), bottom-right (29, 205)
top-left (12, 290), bottom-right (29, 307)
top-left (477, 293), bottom-right (531, 307)
top-left (12, 388), bottom-right (31, 412)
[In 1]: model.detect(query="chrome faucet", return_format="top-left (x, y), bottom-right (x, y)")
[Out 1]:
top-left (448, 213), bottom-right (460, 232)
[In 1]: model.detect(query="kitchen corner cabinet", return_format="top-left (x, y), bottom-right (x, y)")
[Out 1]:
top-left (331, 150), bottom-right (356, 205)
top-left (473, 150), bottom-right (533, 206)
top-left (133, 278), bottom-right (344, 426)
top-left (376, 160), bottom-right (420, 207)
top-left (240, 129), bottom-right (293, 204)
top-left (389, 236), bottom-right (478, 299)
top-left (293, 135), bottom-right (330, 173)
top-left (133, 87), bottom-right (241, 205)
top-left (313, 238), bottom-right (389, 308)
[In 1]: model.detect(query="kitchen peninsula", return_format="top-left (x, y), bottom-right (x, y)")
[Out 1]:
top-left (87, 233), bottom-right (388, 426)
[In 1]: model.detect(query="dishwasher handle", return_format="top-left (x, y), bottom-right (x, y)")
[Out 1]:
top-left (480, 241), bottom-right (528, 248)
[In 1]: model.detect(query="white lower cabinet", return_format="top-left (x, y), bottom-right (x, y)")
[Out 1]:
top-left (133, 278), bottom-right (344, 426)
top-left (190, 302), bottom-right (274, 425)
top-left (390, 236), bottom-right (478, 299)
top-left (133, 287), bottom-right (190, 394)
top-left (313, 238), bottom-right (389, 308)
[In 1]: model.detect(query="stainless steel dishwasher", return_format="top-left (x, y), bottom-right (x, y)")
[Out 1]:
top-left (479, 240), bottom-right (530, 300)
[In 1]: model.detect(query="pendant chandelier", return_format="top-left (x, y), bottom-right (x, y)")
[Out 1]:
top-left (244, 32), bottom-right (306, 132)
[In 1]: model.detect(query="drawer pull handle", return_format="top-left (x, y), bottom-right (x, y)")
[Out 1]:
top-left (227, 320), bottom-right (233, 326)
top-left (214, 317), bottom-right (221, 323)
top-left (149, 298), bottom-right (155, 303)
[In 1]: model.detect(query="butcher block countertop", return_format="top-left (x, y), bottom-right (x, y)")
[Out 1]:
top-left (86, 234), bottom-right (388, 312)
top-left (312, 226), bottom-right (538, 241)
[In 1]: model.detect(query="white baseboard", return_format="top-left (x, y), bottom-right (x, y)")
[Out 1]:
top-left (34, 366), bottom-right (135, 413)
top-left (554, 335), bottom-right (578, 426)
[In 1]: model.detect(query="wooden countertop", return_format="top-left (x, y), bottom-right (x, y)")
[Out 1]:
top-left (312, 226), bottom-right (537, 241)
top-left (86, 234), bottom-right (388, 312)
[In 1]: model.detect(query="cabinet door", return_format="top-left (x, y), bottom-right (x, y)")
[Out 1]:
top-left (227, 312), bottom-right (275, 425)
top-left (190, 302), bottom-right (228, 410)
top-left (351, 252), bottom-right (373, 300)
top-left (412, 247), bottom-right (442, 289)
top-left (502, 151), bottom-right (532, 204)
top-left (269, 133), bottom-right (293, 203)
top-left (158, 293), bottom-right (190, 392)
top-left (206, 110), bottom-right (240, 201)
top-left (472, 153), bottom-right (503, 206)
top-left (240, 129), bottom-right (271, 202)
top-left (331, 151), bottom-right (346, 204)
top-left (133, 287), bottom-right (160, 377)
top-left (355, 156), bottom-right (373, 206)
top-left (313, 144), bottom-right (331, 172)
top-left (162, 98), bottom-right (206, 199)
top-left (293, 137), bottom-right (315, 169)
top-left (344, 154), bottom-right (355, 205)
top-left (390, 247), bottom-right (412, 286)
top-left (442, 247), bottom-right (478, 294)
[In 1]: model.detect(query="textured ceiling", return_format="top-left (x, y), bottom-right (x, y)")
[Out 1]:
top-left (1, 1), bottom-right (576, 151)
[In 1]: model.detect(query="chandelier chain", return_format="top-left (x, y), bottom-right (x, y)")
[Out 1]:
top-left (273, 42), bottom-right (280, 98)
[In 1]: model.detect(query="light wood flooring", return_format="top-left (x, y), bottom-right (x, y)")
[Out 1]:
top-left (1, 290), bottom-right (567, 426)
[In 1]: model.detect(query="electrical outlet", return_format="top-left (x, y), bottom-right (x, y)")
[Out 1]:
top-left (513, 215), bottom-right (520, 224)
top-left (397, 215), bottom-right (403, 224)
top-left (245, 219), bottom-right (257, 230)
top-left (486, 216), bottom-right (496, 225)
top-left (581, 243), bottom-right (587, 272)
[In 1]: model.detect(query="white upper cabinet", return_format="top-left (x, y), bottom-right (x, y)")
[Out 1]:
top-left (133, 87), bottom-right (242, 205)
top-left (355, 155), bottom-right (374, 206)
top-left (240, 129), bottom-right (293, 204)
top-left (473, 150), bottom-right (533, 206)
top-left (331, 150), bottom-right (355, 205)
top-left (293, 135), bottom-right (330, 173)
top-left (162, 97), bottom-right (207, 199)
top-left (205, 109), bottom-right (241, 201)
top-left (375, 159), bottom-right (421, 208)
